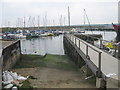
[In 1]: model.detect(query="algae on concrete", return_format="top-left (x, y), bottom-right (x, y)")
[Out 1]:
top-left (13, 54), bottom-right (78, 71)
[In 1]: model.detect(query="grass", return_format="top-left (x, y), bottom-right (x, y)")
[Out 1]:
top-left (13, 54), bottom-right (78, 71)
top-left (19, 80), bottom-right (33, 89)
top-left (43, 54), bottom-right (78, 70)
top-left (87, 77), bottom-right (96, 86)
top-left (13, 54), bottom-right (45, 68)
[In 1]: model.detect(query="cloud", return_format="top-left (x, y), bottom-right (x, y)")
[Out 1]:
top-left (1, 0), bottom-right (119, 26)
top-left (2, 0), bottom-right (119, 3)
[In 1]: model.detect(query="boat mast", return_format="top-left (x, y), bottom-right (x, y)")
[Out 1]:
top-left (38, 16), bottom-right (40, 29)
top-left (84, 9), bottom-right (85, 31)
top-left (84, 9), bottom-right (93, 33)
top-left (60, 15), bottom-right (62, 26)
top-left (24, 16), bottom-right (26, 30)
top-left (68, 6), bottom-right (70, 26)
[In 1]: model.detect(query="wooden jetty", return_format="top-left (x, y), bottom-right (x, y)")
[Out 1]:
top-left (64, 34), bottom-right (120, 88)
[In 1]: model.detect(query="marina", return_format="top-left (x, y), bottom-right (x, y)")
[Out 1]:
top-left (0, 0), bottom-right (120, 89)
top-left (1, 30), bottom-right (119, 89)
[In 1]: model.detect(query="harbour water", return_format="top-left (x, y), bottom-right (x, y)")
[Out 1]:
top-left (85, 31), bottom-right (116, 41)
top-left (21, 35), bottom-right (65, 55)
top-left (21, 31), bottom-right (116, 55)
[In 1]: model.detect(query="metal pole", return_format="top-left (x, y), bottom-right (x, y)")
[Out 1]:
top-left (100, 39), bottom-right (103, 49)
top-left (75, 37), bottom-right (76, 45)
top-left (98, 52), bottom-right (102, 77)
top-left (86, 45), bottom-right (88, 57)
top-left (79, 40), bottom-right (80, 49)
top-left (38, 16), bottom-right (40, 29)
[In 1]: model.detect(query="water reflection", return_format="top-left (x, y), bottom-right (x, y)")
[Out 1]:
top-left (21, 31), bottom-right (116, 55)
top-left (21, 35), bottom-right (65, 55)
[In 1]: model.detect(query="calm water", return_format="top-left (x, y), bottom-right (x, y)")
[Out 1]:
top-left (21, 35), bottom-right (64, 55)
top-left (21, 31), bottom-right (117, 55)
top-left (85, 31), bottom-right (116, 41)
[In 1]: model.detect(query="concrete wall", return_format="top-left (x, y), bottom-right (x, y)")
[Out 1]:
top-left (2, 40), bottom-right (21, 70)
top-left (0, 53), bottom-right (2, 90)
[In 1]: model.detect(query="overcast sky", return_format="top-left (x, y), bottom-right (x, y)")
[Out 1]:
top-left (0, 0), bottom-right (119, 27)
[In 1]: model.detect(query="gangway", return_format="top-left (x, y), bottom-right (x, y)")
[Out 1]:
top-left (64, 34), bottom-right (120, 88)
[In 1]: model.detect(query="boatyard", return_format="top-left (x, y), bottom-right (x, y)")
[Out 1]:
top-left (0, 0), bottom-right (120, 89)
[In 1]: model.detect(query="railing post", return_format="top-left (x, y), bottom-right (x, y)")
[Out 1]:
top-left (70, 35), bottom-right (71, 40)
top-left (100, 39), bottom-right (103, 49)
top-left (86, 45), bottom-right (88, 58)
top-left (114, 44), bottom-right (117, 57)
top-left (98, 52), bottom-right (102, 78)
top-left (79, 40), bottom-right (80, 49)
top-left (72, 35), bottom-right (74, 42)
top-left (75, 37), bottom-right (76, 45)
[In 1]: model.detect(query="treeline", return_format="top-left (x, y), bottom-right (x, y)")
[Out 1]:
top-left (0, 27), bottom-right (114, 32)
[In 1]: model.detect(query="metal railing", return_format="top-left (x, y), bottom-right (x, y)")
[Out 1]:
top-left (66, 34), bottom-right (119, 80)
top-left (75, 33), bottom-right (119, 58)
top-left (66, 34), bottom-right (102, 77)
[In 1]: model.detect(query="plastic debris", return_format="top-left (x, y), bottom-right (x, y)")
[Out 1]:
top-left (4, 84), bottom-right (13, 89)
top-left (12, 86), bottom-right (18, 90)
top-left (106, 73), bottom-right (117, 77)
top-left (17, 75), bottom-right (28, 80)
top-left (2, 70), bottom-right (29, 89)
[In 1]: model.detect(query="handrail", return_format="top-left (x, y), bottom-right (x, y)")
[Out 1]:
top-left (65, 34), bottom-right (102, 77)
top-left (65, 34), bottom-right (119, 80)
top-left (68, 34), bottom-right (102, 53)
top-left (75, 33), bottom-right (112, 45)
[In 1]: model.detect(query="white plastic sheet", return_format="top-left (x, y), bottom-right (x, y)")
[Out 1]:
top-left (2, 70), bottom-right (28, 89)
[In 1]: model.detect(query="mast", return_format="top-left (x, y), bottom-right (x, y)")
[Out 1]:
top-left (24, 16), bottom-right (26, 30)
top-left (27, 16), bottom-right (31, 30)
top-left (84, 9), bottom-right (93, 33)
top-left (64, 16), bottom-right (65, 26)
top-left (84, 9), bottom-right (85, 31)
top-left (8, 21), bottom-right (10, 32)
top-left (60, 15), bottom-right (62, 26)
top-left (53, 19), bottom-right (55, 26)
top-left (38, 16), bottom-right (40, 29)
top-left (68, 6), bottom-right (70, 26)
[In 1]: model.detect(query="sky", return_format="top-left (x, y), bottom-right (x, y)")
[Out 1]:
top-left (0, 0), bottom-right (120, 27)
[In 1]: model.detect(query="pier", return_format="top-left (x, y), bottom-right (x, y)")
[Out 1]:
top-left (64, 34), bottom-right (120, 88)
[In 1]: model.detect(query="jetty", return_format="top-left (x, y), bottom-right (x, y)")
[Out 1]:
top-left (64, 34), bottom-right (120, 88)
